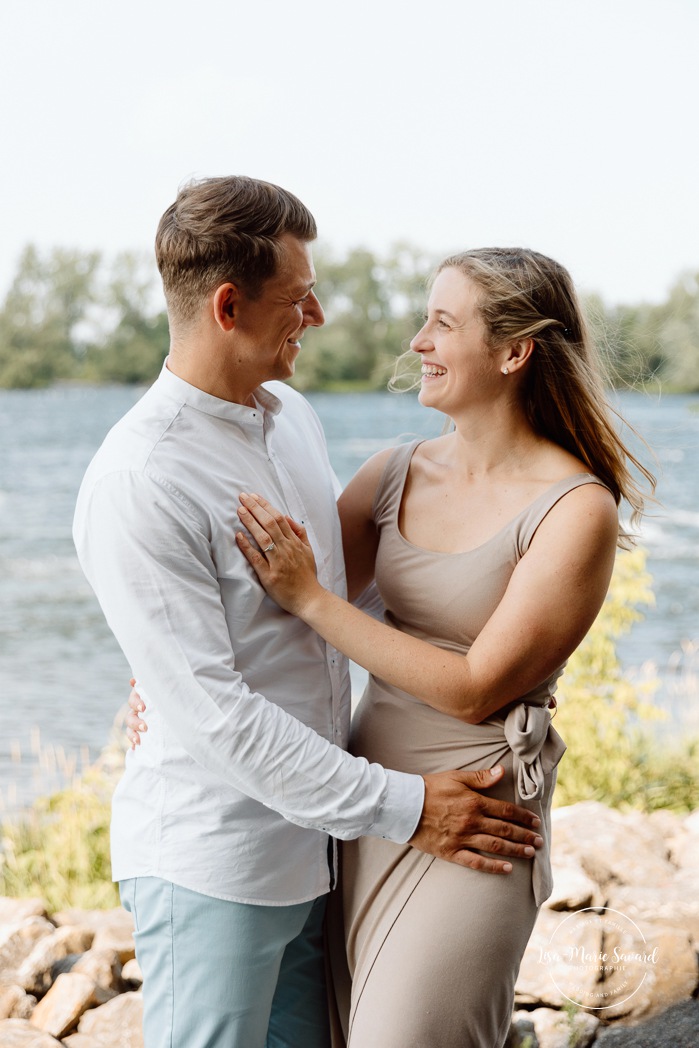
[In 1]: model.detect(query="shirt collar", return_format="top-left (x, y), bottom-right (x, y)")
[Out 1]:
top-left (157, 359), bottom-right (283, 424)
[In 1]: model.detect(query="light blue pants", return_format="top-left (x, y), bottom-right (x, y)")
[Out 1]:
top-left (120, 877), bottom-right (330, 1048)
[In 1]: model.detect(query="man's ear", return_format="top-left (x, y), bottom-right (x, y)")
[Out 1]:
top-left (212, 283), bottom-right (240, 332)
top-left (503, 336), bottom-right (535, 374)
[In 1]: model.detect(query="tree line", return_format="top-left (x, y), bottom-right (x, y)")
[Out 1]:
top-left (0, 243), bottom-right (697, 392)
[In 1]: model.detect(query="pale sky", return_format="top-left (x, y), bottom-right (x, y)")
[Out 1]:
top-left (1, 0), bottom-right (697, 306)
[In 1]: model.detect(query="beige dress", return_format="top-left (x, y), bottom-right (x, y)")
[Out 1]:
top-left (329, 440), bottom-right (605, 1048)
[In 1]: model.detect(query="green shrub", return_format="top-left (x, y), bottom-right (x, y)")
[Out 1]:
top-left (555, 549), bottom-right (699, 812)
top-left (0, 762), bottom-right (119, 910)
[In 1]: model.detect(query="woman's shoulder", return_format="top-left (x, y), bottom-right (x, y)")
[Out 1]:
top-left (513, 442), bottom-right (618, 552)
top-left (339, 442), bottom-right (410, 508)
top-left (531, 440), bottom-right (591, 481)
top-left (340, 440), bottom-right (422, 526)
top-left (524, 442), bottom-right (613, 496)
top-left (342, 447), bottom-right (395, 500)
top-left (353, 439), bottom-right (422, 484)
top-left (528, 473), bottom-right (619, 555)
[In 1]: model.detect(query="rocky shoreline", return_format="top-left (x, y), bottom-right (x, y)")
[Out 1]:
top-left (509, 801), bottom-right (699, 1047)
top-left (0, 800), bottom-right (697, 1047)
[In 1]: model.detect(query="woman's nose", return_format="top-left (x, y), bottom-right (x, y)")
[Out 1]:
top-left (410, 324), bottom-right (432, 354)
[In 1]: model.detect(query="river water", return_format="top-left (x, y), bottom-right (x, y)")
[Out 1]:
top-left (1, 386), bottom-right (697, 815)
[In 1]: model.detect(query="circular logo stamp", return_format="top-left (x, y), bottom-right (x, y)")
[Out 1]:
top-left (538, 906), bottom-right (660, 1011)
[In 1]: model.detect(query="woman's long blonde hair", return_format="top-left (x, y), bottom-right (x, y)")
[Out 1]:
top-left (394, 247), bottom-right (655, 547)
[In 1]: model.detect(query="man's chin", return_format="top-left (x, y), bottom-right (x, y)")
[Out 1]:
top-left (285, 345), bottom-right (301, 373)
top-left (269, 360), bottom-right (296, 383)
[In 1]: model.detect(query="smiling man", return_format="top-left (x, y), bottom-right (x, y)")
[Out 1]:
top-left (73, 176), bottom-right (542, 1048)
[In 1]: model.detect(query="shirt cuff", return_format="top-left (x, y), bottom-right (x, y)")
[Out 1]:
top-left (368, 770), bottom-right (425, 844)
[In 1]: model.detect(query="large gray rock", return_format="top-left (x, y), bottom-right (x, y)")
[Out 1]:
top-left (506, 1012), bottom-right (539, 1046)
top-left (595, 997), bottom-right (699, 1046)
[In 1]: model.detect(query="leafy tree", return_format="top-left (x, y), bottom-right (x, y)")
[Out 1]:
top-left (655, 271), bottom-right (699, 392)
top-left (589, 269), bottom-right (699, 392)
top-left (310, 245), bottom-right (391, 382)
top-left (83, 252), bottom-right (168, 384)
top-left (0, 246), bottom-right (100, 388)
top-left (0, 242), bottom-right (697, 392)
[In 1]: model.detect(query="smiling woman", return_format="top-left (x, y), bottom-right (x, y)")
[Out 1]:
top-left (412, 266), bottom-right (505, 420)
top-left (230, 245), bottom-right (657, 1047)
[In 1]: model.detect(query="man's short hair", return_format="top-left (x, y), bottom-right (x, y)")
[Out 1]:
top-left (155, 176), bottom-right (317, 324)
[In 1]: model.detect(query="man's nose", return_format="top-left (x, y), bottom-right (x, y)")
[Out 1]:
top-left (304, 291), bottom-right (324, 328)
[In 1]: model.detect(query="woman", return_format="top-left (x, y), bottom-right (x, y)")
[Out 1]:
top-left (128, 248), bottom-right (652, 1047)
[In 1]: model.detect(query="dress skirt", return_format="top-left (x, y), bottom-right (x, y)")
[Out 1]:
top-left (327, 675), bottom-right (565, 1048)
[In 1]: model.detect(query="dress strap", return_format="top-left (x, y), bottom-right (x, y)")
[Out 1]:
top-left (372, 439), bottom-right (423, 527)
top-left (517, 473), bottom-right (610, 556)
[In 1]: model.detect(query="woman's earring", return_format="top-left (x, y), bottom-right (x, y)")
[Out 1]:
top-left (502, 367), bottom-right (509, 375)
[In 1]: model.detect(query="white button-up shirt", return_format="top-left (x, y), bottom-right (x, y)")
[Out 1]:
top-left (73, 364), bottom-right (424, 905)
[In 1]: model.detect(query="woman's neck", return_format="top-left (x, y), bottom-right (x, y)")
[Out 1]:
top-left (444, 405), bottom-right (547, 478)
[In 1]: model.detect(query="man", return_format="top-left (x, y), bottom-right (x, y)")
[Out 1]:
top-left (74, 176), bottom-right (543, 1048)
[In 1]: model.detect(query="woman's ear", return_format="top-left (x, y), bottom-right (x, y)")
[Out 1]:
top-left (502, 336), bottom-right (535, 374)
